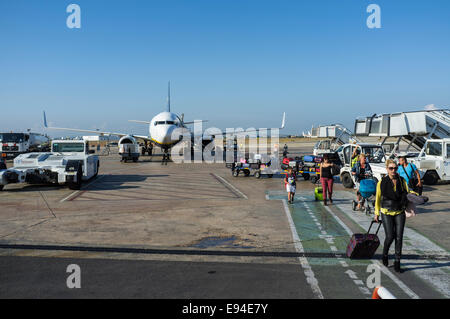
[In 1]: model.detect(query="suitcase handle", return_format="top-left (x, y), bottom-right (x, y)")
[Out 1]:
top-left (367, 220), bottom-right (382, 235)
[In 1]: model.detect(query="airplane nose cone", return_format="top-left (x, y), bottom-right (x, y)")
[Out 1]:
top-left (160, 126), bottom-right (177, 144)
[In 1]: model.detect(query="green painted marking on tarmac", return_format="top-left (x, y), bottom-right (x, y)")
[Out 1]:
top-left (268, 191), bottom-right (372, 267)
top-left (267, 190), bottom-right (419, 299)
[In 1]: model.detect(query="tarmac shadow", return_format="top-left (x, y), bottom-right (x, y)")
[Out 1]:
top-left (400, 261), bottom-right (450, 272)
top-left (1, 184), bottom-right (63, 193)
top-left (84, 174), bottom-right (169, 191)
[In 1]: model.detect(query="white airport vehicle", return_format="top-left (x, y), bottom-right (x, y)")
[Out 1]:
top-left (336, 143), bottom-right (387, 188)
top-left (408, 138), bottom-right (450, 185)
top-left (0, 139), bottom-right (99, 191)
top-left (310, 124), bottom-right (360, 156)
top-left (118, 135), bottom-right (140, 162)
top-left (0, 132), bottom-right (50, 160)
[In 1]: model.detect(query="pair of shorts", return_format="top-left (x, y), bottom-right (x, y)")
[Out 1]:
top-left (286, 184), bottom-right (296, 193)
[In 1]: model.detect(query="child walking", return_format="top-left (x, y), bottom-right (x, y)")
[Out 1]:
top-left (285, 167), bottom-right (297, 204)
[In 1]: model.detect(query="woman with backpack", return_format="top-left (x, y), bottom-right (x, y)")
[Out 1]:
top-left (374, 159), bottom-right (410, 273)
top-left (398, 156), bottom-right (423, 195)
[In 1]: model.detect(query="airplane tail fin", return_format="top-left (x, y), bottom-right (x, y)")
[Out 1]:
top-left (166, 81), bottom-right (171, 112)
top-left (280, 112), bottom-right (286, 129)
top-left (43, 111), bottom-right (48, 128)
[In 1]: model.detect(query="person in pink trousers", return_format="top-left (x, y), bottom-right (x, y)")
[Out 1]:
top-left (320, 155), bottom-right (336, 206)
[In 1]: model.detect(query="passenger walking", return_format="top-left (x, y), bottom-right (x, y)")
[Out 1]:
top-left (352, 153), bottom-right (372, 210)
top-left (398, 156), bottom-right (423, 195)
top-left (283, 144), bottom-right (289, 158)
top-left (374, 159), bottom-right (409, 273)
top-left (351, 147), bottom-right (360, 168)
top-left (284, 167), bottom-right (297, 204)
top-left (320, 155), bottom-right (336, 205)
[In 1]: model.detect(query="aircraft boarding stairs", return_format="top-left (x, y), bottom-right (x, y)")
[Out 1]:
top-left (354, 109), bottom-right (450, 155)
top-left (310, 124), bottom-right (360, 145)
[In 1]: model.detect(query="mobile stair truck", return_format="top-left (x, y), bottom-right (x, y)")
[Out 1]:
top-left (353, 109), bottom-right (450, 185)
top-left (0, 139), bottom-right (99, 191)
top-left (311, 124), bottom-right (361, 156)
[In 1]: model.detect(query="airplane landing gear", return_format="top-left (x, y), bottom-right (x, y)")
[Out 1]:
top-left (162, 149), bottom-right (170, 165)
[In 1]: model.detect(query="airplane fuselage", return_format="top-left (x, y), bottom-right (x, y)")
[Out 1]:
top-left (148, 111), bottom-right (188, 150)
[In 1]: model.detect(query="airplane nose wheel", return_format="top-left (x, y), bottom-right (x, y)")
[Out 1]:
top-left (162, 150), bottom-right (170, 165)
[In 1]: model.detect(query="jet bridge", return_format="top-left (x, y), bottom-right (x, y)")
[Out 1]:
top-left (354, 109), bottom-right (450, 155)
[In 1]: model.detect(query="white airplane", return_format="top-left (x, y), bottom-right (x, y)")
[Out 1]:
top-left (43, 83), bottom-right (286, 163)
top-left (44, 83), bottom-right (196, 163)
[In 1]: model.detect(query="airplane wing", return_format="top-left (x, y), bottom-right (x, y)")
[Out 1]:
top-left (43, 111), bottom-right (153, 142)
top-left (202, 112), bottom-right (286, 138)
top-left (128, 120), bottom-right (152, 124)
top-left (183, 120), bottom-right (208, 125)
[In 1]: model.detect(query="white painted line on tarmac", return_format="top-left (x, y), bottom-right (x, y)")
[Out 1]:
top-left (213, 174), bottom-right (248, 199)
top-left (282, 199), bottom-right (324, 299)
top-left (59, 174), bottom-right (108, 203)
top-left (354, 279), bottom-right (365, 286)
top-left (59, 190), bottom-right (80, 203)
top-left (372, 260), bottom-right (420, 299)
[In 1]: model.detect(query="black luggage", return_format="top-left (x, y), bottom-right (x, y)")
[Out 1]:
top-left (346, 221), bottom-right (382, 259)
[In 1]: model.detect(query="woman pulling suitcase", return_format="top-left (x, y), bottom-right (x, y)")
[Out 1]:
top-left (374, 159), bottom-right (410, 273)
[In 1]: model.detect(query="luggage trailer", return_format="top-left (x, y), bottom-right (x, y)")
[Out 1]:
top-left (281, 153), bottom-right (341, 184)
top-left (227, 161), bottom-right (277, 179)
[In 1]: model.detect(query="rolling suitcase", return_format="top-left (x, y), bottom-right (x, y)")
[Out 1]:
top-left (314, 186), bottom-right (323, 201)
top-left (346, 221), bottom-right (382, 259)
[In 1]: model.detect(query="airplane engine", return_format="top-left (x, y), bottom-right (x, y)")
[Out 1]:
top-left (118, 135), bottom-right (140, 163)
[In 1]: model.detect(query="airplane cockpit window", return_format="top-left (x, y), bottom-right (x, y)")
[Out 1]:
top-left (155, 121), bottom-right (176, 126)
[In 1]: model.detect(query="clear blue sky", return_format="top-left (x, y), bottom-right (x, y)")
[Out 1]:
top-left (1, 0), bottom-right (449, 136)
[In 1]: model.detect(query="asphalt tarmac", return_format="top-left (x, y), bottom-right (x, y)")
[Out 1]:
top-left (0, 143), bottom-right (448, 299)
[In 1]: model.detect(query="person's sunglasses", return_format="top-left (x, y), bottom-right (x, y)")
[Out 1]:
top-left (388, 167), bottom-right (398, 171)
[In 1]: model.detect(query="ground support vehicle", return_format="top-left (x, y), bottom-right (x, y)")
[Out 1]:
top-left (1, 132), bottom-right (49, 160)
top-left (408, 138), bottom-right (450, 185)
top-left (0, 140), bottom-right (99, 191)
top-left (119, 136), bottom-right (140, 162)
top-left (336, 143), bottom-right (387, 188)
